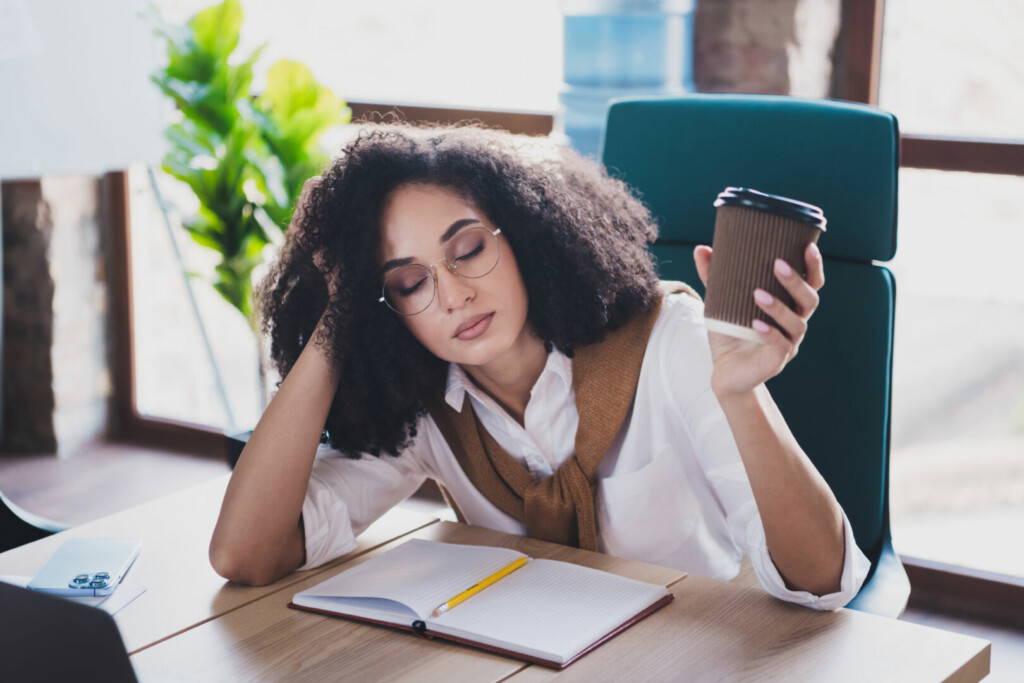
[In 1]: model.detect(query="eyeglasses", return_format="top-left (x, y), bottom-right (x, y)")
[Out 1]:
top-left (378, 226), bottom-right (503, 315)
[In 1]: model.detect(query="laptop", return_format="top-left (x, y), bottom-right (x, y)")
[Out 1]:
top-left (0, 581), bottom-right (137, 682)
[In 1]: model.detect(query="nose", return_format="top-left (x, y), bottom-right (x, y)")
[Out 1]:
top-left (433, 262), bottom-right (474, 312)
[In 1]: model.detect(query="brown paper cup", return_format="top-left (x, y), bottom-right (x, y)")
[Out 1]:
top-left (703, 187), bottom-right (826, 343)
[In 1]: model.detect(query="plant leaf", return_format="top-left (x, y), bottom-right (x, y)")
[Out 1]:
top-left (190, 0), bottom-right (242, 61)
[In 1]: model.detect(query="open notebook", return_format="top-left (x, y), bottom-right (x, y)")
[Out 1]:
top-left (288, 539), bottom-right (674, 669)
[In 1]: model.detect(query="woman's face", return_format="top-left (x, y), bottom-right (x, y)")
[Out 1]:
top-left (377, 183), bottom-right (532, 367)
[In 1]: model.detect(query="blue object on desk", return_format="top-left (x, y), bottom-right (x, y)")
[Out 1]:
top-left (28, 537), bottom-right (141, 597)
top-left (601, 93), bottom-right (909, 617)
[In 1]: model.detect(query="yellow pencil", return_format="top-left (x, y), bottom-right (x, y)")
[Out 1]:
top-left (431, 556), bottom-right (529, 617)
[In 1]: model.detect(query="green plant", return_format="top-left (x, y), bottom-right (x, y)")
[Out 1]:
top-left (148, 0), bottom-right (349, 408)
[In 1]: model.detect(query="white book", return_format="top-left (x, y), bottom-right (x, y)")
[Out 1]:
top-left (289, 539), bottom-right (674, 669)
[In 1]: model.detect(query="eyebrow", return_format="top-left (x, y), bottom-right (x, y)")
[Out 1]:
top-left (381, 218), bottom-right (482, 273)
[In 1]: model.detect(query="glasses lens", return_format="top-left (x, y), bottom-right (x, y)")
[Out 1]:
top-left (383, 265), bottom-right (433, 315)
top-left (446, 227), bottom-right (500, 278)
top-left (381, 227), bottom-right (500, 315)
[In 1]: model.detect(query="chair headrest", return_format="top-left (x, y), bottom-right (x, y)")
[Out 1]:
top-left (601, 94), bottom-right (899, 262)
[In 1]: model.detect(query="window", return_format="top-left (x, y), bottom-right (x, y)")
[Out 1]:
top-left (888, 169), bottom-right (1024, 576)
top-left (878, 0), bottom-right (1024, 139)
top-left (128, 165), bottom-right (266, 433)
top-left (877, 0), bottom-right (1024, 576)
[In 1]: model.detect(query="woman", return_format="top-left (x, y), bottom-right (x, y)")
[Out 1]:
top-left (209, 122), bottom-right (869, 610)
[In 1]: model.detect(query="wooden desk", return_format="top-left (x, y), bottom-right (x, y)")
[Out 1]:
top-left (3, 474), bottom-right (991, 681)
top-left (129, 521), bottom-right (990, 682)
top-left (0, 474), bottom-right (438, 654)
top-left (129, 522), bottom-right (686, 681)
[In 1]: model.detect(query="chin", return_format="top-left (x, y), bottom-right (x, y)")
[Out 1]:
top-left (446, 318), bottom-right (515, 367)
top-left (447, 337), bottom-right (505, 368)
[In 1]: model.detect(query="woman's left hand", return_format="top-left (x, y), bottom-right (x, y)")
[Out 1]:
top-left (692, 241), bottom-right (825, 398)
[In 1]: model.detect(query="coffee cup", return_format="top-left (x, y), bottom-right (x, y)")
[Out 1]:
top-left (703, 186), bottom-right (827, 343)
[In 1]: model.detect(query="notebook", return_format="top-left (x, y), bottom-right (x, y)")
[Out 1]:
top-left (288, 539), bottom-right (675, 669)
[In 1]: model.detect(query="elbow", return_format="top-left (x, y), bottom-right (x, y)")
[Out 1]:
top-left (209, 542), bottom-right (276, 586)
top-left (775, 556), bottom-right (843, 597)
top-left (784, 562), bottom-right (844, 598)
top-left (796, 576), bottom-right (843, 598)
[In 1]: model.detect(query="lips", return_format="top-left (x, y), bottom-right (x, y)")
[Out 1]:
top-left (454, 313), bottom-right (493, 339)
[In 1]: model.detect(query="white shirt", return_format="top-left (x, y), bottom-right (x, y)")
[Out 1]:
top-left (298, 292), bottom-right (871, 610)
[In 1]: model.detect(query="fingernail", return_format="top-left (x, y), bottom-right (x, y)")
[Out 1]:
top-left (752, 319), bottom-right (771, 333)
top-left (775, 258), bottom-right (792, 277)
top-left (754, 289), bottom-right (773, 306)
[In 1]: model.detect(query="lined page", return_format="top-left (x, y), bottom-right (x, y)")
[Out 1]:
top-left (429, 558), bottom-right (669, 663)
top-left (296, 539), bottom-right (526, 619)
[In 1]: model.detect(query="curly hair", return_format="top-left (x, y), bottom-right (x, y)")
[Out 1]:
top-left (255, 120), bottom-right (664, 459)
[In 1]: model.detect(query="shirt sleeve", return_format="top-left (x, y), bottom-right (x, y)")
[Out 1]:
top-left (297, 435), bottom-right (428, 572)
top-left (738, 497), bottom-right (872, 610)
top-left (658, 292), bottom-right (871, 610)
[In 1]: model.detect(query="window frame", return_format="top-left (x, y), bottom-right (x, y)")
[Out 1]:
top-left (835, 0), bottom-right (1024, 175)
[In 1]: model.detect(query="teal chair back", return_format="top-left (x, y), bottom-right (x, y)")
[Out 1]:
top-left (601, 94), bottom-right (908, 616)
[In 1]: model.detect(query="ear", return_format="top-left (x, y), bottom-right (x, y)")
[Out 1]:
top-left (692, 245), bottom-right (712, 288)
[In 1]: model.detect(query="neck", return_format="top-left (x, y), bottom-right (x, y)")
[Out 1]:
top-left (461, 324), bottom-right (549, 426)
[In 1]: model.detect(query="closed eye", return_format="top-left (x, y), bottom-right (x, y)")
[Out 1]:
top-left (398, 278), bottom-right (427, 296)
top-left (456, 245), bottom-right (484, 261)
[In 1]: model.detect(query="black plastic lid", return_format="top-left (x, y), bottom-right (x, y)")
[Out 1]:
top-left (713, 187), bottom-right (827, 231)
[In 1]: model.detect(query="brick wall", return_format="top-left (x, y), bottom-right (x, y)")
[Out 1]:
top-left (1, 177), bottom-right (113, 457)
top-left (695, 0), bottom-right (842, 97)
top-left (1, 181), bottom-right (57, 453)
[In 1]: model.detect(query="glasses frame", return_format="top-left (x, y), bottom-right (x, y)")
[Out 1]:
top-left (378, 226), bottom-right (503, 316)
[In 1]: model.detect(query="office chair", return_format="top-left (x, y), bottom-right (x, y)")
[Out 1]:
top-left (225, 432), bottom-right (248, 470)
top-left (1, 489), bottom-right (69, 553)
top-left (600, 93), bottom-right (908, 617)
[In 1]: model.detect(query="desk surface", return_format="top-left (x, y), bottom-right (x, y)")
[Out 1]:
top-left (130, 519), bottom-right (990, 683)
top-left (0, 473), bottom-right (437, 654)
top-left (3, 476), bottom-right (991, 682)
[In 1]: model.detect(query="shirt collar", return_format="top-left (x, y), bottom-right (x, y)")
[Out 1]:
top-left (444, 346), bottom-right (572, 412)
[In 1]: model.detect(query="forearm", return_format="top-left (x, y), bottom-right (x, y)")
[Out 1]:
top-left (210, 315), bottom-right (339, 585)
top-left (715, 384), bottom-right (844, 595)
